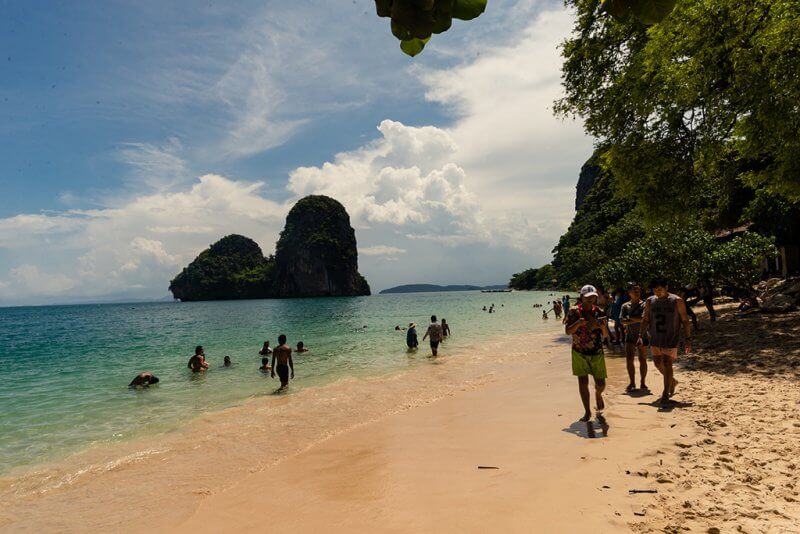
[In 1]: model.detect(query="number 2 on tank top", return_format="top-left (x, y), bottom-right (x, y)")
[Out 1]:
top-left (655, 313), bottom-right (667, 334)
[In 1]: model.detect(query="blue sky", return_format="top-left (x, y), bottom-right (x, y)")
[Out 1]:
top-left (0, 0), bottom-right (593, 305)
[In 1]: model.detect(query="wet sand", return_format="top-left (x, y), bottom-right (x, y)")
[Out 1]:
top-left (3, 308), bottom-right (800, 532)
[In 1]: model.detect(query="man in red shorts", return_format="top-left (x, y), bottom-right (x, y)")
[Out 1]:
top-left (639, 277), bottom-right (692, 406)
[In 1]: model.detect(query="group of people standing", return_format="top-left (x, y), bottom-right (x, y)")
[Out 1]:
top-left (405, 315), bottom-right (451, 356)
top-left (565, 279), bottom-right (693, 422)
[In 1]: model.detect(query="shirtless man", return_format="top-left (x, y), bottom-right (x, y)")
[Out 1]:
top-left (639, 278), bottom-right (692, 405)
top-left (271, 335), bottom-right (294, 388)
top-left (129, 372), bottom-right (159, 388)
top-left (565, 285), bottom-right (610, 422)
top-left (187, 345), bottom-right (209, 372)
top-left (620, 282), bottom-right (648, 392)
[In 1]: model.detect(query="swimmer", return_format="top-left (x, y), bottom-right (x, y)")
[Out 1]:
top-left (187, 345), bottom-right (209, 372)
top-left (259, 341), bottom-right (272, 369)
top-left (223, 356), bottom-right (232, 367)
top-left (296, 341), bottom-right (309, 353)
top-left (129, 372), bottom-right (159, 388)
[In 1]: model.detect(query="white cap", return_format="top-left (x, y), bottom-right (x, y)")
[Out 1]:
top-left (579, 285), bottom-right (598, 297)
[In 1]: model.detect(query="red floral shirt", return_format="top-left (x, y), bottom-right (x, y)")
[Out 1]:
top-left (566, 304), bottom-right (603, 355)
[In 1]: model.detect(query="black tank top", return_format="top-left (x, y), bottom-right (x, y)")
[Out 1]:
top-left (647, 294), bottom-right (682, 348)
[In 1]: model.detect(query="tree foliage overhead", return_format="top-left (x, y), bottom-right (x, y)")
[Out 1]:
top-left (375, 0), bottom-right (487, 56)
top-left (557, 0), bottom-right (800, 216)
top-left (601, 0), bottom-right (677, 24)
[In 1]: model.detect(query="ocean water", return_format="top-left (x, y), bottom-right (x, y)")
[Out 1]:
top-left (0, 291), bottom-right (562, 476)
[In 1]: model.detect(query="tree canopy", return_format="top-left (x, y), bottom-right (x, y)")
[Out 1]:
top-left (557, 0), bottom-right (800, 215)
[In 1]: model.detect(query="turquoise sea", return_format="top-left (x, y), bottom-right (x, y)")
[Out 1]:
top-left (0, 291), bottom-right (562, 476)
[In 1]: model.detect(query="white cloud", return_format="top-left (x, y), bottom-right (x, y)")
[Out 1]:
top-left (360, 245), bottom-right (406, 256)
top-left (117, 137), bottom-right (188, 190)
top-left (288, 120), bottom-right (485, 242)
top-left (0, 3), bottom-right (592, 302)
top-left (0, 175), bottom-right (287, 303)
top-left (9, 265), bottom-right (77, 295)
top-left (416, 7), bottom-right (593, 253)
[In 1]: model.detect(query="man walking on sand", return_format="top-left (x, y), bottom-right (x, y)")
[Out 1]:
top-left (639, 277), bottom-right (692, 406)
top-left (621, 282), bottom-right (648, 392)
top-left (422, 315), bottom-right (443, 356)
top-left (270, 335), bottom-right (294, 389)
top-left (565, 285), bottom-right (610, 422)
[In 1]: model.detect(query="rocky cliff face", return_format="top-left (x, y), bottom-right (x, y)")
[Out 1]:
top-left (273, 195), bottom-right (371, 298)
top-left (168, 196), bottom-right (370, 301)
top-left (576, 153), bottom-right (602, 211)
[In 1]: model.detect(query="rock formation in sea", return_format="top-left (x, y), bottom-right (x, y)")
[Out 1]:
top-left (168, 195), bottom-right (370, 301)
top-left (272, 195), bottom-right (371, 298)
top-left (168, 235), bottom-right (276, 301)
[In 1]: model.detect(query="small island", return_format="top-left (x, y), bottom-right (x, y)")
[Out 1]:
top-left (169, 195), bottom-right (371, 301)
top-left (379, 284), bottom-right (508, 294)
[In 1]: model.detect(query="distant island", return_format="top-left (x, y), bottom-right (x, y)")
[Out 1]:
top-left (379, 284), bottom-right (508, 294)
top-left (169, 195), bottom-right (370, 301)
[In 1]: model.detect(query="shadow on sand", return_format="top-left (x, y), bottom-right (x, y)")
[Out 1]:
top-left (638, 399), bottom-right (694, 413)
top-left (563, 414), bottom-right (609, 439)
top-left (623, 388), bottom-right (653, 398)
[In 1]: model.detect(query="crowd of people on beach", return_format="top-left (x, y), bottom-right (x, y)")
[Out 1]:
top-left (564, 278), bottom-right (694, 422)
top-left (129, 280), bottom-right (696, 426)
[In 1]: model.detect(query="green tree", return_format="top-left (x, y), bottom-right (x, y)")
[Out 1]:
top-left (710, 233), bottom-right (776, 300)
top-left (509, 268), bottom-right (538, 290)
top-left (597, 224), bottom-right (776, 297)
top-left (557, 0), bottom-right (800, 215)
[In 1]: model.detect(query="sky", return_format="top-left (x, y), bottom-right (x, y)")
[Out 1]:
top-left (0, 0), bottom-right (593, 306)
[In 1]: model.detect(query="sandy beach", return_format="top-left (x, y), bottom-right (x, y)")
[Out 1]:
top-left (3, 307), bottom-right (800, 533)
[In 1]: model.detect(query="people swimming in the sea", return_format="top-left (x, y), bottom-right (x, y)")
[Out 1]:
top-left (187, 345), bottom-right (209, 372)
top-left (271, 334), bottom-right (294, 388)
top-left (259, 341), bottom-right (272, 369)
top-left (129, 372), bottom-right (159, 388)
top-left (223, 356), bottom-right (232, 367)
top-left (296, 341), bottom-right (309, 353)
top-left (441, 318), bottom-right (451, 338)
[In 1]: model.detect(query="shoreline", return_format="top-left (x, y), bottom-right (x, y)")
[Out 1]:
top-left (3, 308), bottom-right (799, 532)
top-left (0, 328), bottom-right (562, 531)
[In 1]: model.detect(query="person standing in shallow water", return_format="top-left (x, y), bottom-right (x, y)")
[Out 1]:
top-left (640, 277), bottom-right (692, 406)
top-left (565, 285), bottom-right (609, 422)
top-left (271, 335), bottom-right (294, 389)
top-left (187, 346), bottom-right (209, 372)
top-left (423, 315), bottom-right (443, 356)
top-left (406, 322), bottom-right (418, 349)
top-left (441, 318), bottom-right (451, 338)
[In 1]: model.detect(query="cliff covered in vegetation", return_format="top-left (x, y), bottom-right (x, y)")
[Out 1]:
top-left (272, 195), bottom-right (370, 298)
top-left (169, 196), bottom-right (370, 301)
